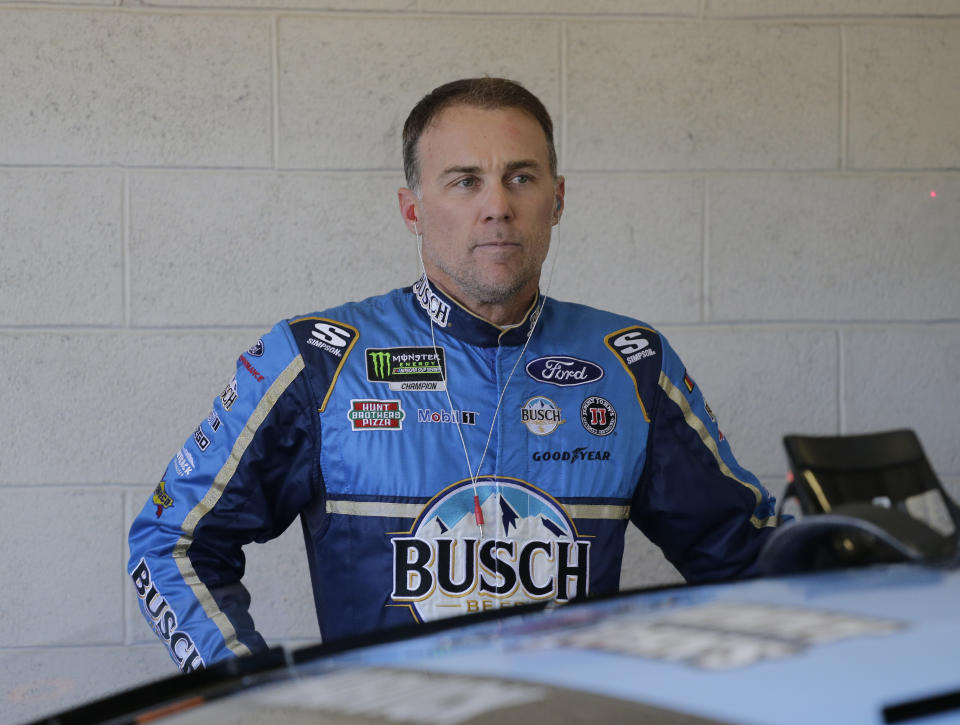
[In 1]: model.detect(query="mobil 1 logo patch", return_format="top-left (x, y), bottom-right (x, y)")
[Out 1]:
top-left (581, 396), bottom-right (616, 437)
top-left (366, 347), bottom-right (447, 392)
top-left (525, 355), bottom-right (604, 387)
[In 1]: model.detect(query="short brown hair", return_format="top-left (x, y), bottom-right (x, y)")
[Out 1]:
top-left (402, 77), bottom-right (557, 191)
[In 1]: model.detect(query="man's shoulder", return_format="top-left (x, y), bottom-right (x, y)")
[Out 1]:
top-left (283, 287), bottom-right (407, 329)
top-left (544, 298), bottom-right (664, 340)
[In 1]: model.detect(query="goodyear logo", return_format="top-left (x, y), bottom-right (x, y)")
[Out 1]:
top-left (365, 347), bottom-right (447, 391)
top-left (390, 478), bottom-right (590, 622)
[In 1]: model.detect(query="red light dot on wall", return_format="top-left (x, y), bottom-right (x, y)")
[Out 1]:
top-left (930, 190), bottom-right (937, 198)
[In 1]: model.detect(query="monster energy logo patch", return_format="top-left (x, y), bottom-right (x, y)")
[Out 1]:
top-left (365, 347), bottom-right (447, 391)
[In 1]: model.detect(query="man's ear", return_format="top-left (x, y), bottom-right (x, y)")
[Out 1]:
top-left (397, 187), bottom-right (421, 235)
top-left (552, 176), bottom-right (565, 225)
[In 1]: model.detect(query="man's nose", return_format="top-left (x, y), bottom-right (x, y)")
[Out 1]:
top-left (481, 183), bottom-right (513, 222)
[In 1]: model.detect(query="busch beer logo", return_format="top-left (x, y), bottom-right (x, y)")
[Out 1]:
top-left (130, 559), bottom-right (204, 672)
top-left (525, 356), bottom-right (604, 387)
top-left (521, 396), bottom-right (564, 436)
top-left (391, 478), bottom-right (590, 622)
top-left (220, 376), bottom-right (238, 411)
top-left (413, 274), bottom-right (451, 327)
top-left (348, 399), bottom-right (405, 430)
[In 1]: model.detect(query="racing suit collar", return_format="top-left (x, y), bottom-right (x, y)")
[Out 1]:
top-left (408, 274), bottom-right (545, 348)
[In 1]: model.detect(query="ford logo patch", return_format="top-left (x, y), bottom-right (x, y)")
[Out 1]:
top-left (526, 356), bottom-right (604, 387)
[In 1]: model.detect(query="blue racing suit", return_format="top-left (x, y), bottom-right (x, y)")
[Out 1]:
top-left (128, 276), bottom-right (778, 671)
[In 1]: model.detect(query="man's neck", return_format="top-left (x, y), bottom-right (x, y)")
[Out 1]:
top-left (429, 278), bottom-right (537, 328)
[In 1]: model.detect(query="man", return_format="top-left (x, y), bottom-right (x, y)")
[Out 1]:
top-left (128, 77), bottom-right (778, 673)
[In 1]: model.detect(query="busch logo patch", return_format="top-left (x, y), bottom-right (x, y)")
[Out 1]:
top-left (130, 559), bottom-right (204, 672)
top-left (413, 274), bottom-right (451, 327)
top-left (521, 396), bottom-right (565, 436)
top-left (391, 478), bottom-right (590, 622)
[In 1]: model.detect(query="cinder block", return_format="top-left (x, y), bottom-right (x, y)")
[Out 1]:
top-left (245, 523), bottom-right (320, 642)
top-left (124, 489), bottom-right (318, 645)
top-left (0, 331), bottom-right (258, 486)
top-left (660, 326), bottom-right (839, 477)
top-left (849, 25), bottom-right (960, 169)
top-left (706, 0), bottom-right (960, 16)
top-left (567, 23), bottom-right (839, 170)
top-left (149, 0), bottom-right (412, 6)
top-left (0, 489), bottom-right (124, 648)
top-left (0, 645), bottom-right (170, 725)
top-left (709, 174), bottom-right (960, 321)
top-left (843, 326), bottom-right (960, 475)
top-left (129, 172), bottom-right (418, 327)
top-left (277, 17), bottom-right (560, 169)
top-left (423, 0), bottom-right (698, 14)
top-left (620, 525), bottom-right (682, 590)
top-left (0, 171), bottom-right (122, 325)
top-left (554, 174), bottom-right (702, 323)
top-left (0, 11), bottom-right (271, 167)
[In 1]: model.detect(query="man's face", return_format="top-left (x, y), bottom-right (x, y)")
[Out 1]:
top-left (399, 104), bottom-right (564, 321)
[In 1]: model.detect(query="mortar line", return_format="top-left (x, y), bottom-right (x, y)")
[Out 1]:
top-left (840, 25), bottom-right (848, 171)
top-left (123, 173), bottom-right (131, 328)
top-left (272, 14), bottom-right (281, 170)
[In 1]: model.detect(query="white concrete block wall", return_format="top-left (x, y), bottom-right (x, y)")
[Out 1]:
top-left (1, 3), bottom-right (957, 722)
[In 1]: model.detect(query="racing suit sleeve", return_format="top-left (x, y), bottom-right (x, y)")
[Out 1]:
top-left (127, 322), bottom-right (320, 671)
top-left (630, 335), bottom-right (777, 583)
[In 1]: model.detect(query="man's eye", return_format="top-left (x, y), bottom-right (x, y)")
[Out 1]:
top-left (456, 177), bottom-right (477, 188)
top-left (512, 174), bottom-right (531, 184)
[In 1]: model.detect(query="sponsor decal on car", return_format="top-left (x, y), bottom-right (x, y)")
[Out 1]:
top-left (348, 399), bottom-right (405, 430)
top-left (548, 602), bottom-right (903, 671)
top-left (390, 478), bottom-right (590, 622)
top-left (152, 481), bottom-right (173, 517)
top-left (521, 396), bottom-right (565, 436)
top-left (130, 559), bottom-right (205, 672)
top-left (366, 347), bottom-right (447, 391)
top-left (525, 356), bottom-right (604, 387)
top-left (418, 408), bottom-right (477, 425)
top-left (581, 396), bottom-right (617, 437)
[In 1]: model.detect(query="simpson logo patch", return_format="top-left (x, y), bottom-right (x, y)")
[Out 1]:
top-left (366, 347), bottom-right (447, 391)
top-left (348, 399), bottom-right (405, 430)
top-left (391, 478), bottom-right (590, 622)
